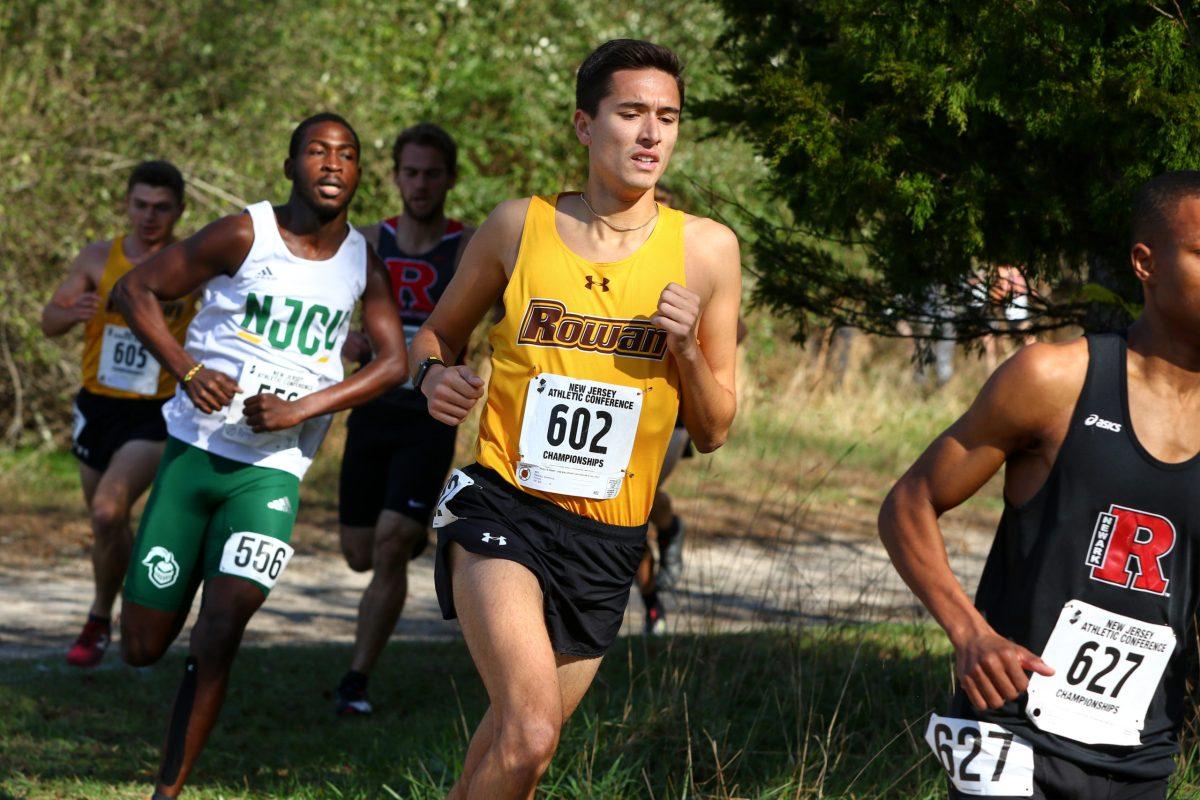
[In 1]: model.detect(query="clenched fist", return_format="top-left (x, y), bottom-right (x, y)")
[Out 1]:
top-left (243, 392), bottom-right (306, 432)
top-left (59, 291), bottom-right (102, 323)
top-left (422, 364), bottom-right (485, 426)
top-left (183, 367), bottom-right (241, 414)
top-left (650, 282), bottom-right (701, 358)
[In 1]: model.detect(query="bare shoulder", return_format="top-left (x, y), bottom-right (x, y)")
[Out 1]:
top-left (681, 213), bottom-right (740, 300)
top-left (995, 338), bottom-right (1088, 401)
top-left (682, 214), bottom-right (740, 267)
top-left (975, 338), bottom-right (1090, 436)
top-left (74, 239), bottom-right (112, 273)
top-left (484, 197), bottom-right (533, 236)
top-left (203, 211), bottom-right (256, 248)
top-left (473, 197), bottom-right (533, 272)
top-left (682, 213), bottom-right (738, 249)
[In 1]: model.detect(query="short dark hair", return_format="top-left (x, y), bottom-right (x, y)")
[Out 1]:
top-left (289, 112), bottom-right (360, 160)
top-left (392, 122), bottom-right (458, 176)
top-left (1131, 170), bottom-right (1200, 247)
top-left (575, 39), bottom-right (685, 117)
top-left (127, 160), bottom-right (185, 205)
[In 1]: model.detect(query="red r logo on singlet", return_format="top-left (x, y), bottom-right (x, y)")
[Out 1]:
top-left (1085, 504), bottom-right (1176, 596)
top-left (385, 258), bottom-right (438, 314)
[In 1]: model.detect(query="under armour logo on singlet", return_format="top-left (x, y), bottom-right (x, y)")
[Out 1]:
top-left (584, 276), bottom-right (610, 292)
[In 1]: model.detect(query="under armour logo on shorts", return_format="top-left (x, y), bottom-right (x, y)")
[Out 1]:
top-left (481, 533), bottom-right (507, 546)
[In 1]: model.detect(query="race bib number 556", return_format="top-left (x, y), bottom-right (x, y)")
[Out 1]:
top-left (222, 358), bottom-right (319, 452)
top-left (925, 715), bottom-right (1034, 796)
top-left (219, 532), bottom-right (294, 590)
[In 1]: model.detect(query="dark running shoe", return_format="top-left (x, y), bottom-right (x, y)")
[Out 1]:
top-left (334, 671), bottom-right (373, 716)
top-left (66, 615), bottom-right (110, 668)
top-left (656, 516), bottom-right (685, 589)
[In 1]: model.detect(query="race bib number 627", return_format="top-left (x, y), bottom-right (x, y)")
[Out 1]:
top-left (925, 715), bottom-right (1034, 796)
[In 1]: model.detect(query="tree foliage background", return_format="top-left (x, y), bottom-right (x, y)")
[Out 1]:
top-left (703, 0), bottom-right (1200, 339)
top-left (0, 0), bottom-right (762, 445)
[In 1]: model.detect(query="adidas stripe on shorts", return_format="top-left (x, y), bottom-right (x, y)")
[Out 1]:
top-left (124, 436), bottom-right (300, 612)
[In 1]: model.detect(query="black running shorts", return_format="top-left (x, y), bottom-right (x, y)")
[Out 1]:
top-left (433, 464), bottom-right (647, 658)
top-left (71, 387), bottom-right (168, 472)
top-left (946, 746), bottom-right (1167, 800)
top-left (338, 402), bottom-right (457, 542)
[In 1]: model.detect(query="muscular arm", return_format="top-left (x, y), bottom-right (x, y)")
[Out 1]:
top-left (113, 214), bottom-right (251, 412)
top-left (113, 214), bottom-right (250, 381)
top-left (667, 219), bottom-right (742, 453)
top-left (879, 342), bottom-right (1085, 709)
top-left (41, 242), bottom-right (106, 337)
top-left (411, 202), bottom-right (521, 424)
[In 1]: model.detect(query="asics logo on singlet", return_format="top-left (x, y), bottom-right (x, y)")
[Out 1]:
top-left (584, 276), bottom-right (610, 292)
top-left (1084, 413), bottom-right (1122, 432)
top-left (517, 299), bottom-right (668, 360)
top-left (142, 546), bottom-right (180, 589)
top-left (239, 292), bottom-right (348, 356)
top-left (481, 533), bottom-right (507, 546)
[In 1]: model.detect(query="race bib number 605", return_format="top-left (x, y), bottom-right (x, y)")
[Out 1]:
top-left (98, 324), bottom-right (161, 396)
top-left (218, 532), bottom-right (295, 589)
top-left (925, 715), bottom-right (1034, 797)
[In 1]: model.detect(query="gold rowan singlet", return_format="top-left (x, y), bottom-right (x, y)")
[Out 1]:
top-left (476, 194), bottom-right (685, 526)
top-left (81, 237), bottom-right (198, 399)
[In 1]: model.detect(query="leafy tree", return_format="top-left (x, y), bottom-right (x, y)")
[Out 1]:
top-left (0, 0), bottom-right (756, 443)
top-left (701, 0), bottom-right (1200, 339)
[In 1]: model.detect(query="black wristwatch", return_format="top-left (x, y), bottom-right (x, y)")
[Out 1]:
top-left (412, 356), bottom-right (446, 393)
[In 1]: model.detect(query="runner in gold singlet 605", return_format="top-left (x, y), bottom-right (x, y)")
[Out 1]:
top-left (409, 39), bottom-right (742, 798)
top-left (40, 161), bottom-right (199, 668)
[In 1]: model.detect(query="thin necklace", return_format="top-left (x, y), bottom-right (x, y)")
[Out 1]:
top-left (579, 193), bottom-right (658, 233)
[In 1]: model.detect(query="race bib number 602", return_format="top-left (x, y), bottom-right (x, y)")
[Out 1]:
top-left (516, 373), bottom-right (642, 500)
top-left (925, 715), bottom-right (1034, 796)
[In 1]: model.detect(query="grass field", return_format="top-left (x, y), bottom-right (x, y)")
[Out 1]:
top-left (7, 334), bottom-right (1200, 797)
top-left (2, 627), bottom-right (959, 799)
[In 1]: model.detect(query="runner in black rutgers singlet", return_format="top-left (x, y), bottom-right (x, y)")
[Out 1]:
top-left (959, 333), bottom-right (1195, 780)
top-left (881, 171), bottom-right (1200, 800)
top-left (334, 123), bottom-right (475, 715)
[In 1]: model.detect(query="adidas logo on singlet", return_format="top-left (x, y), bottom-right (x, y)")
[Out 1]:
top-left (1084, 413), bottom-right (1122, 433)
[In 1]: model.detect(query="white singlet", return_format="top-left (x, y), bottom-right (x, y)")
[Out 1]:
top-left (163, 201), bottom-right (366, 478)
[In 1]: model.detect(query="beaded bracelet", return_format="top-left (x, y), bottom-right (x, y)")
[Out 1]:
top-left (182, 363), bottom-right (204, 383)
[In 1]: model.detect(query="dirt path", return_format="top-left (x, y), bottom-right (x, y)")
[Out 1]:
top-left (0, 517), bottom-right (991, 662)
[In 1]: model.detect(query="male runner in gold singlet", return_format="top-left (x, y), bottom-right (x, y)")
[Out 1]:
top-left (41, 161), bottom-right (198, 667)
top-left (410, 39), bottom-right (742, 798)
